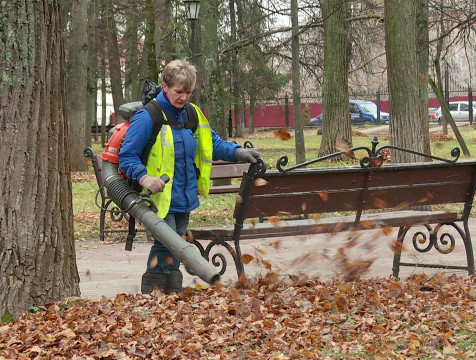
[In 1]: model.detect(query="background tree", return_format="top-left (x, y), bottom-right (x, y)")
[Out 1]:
top-left (416, 0), bottom-right (431, 156)
top-left (202, 0), bottom-right (227, 138)
top-left (87, 0), bottom-right (99, 145)
top-left (67, 0), bottom-right (89, 171)
top-left (319, 0), bottom-right (352, 157)
top-left (229, 0), bottom-right (244, 137)
top-left (155, 0), bottom-right (174, 75)
top-left (291, 0), bottom-right (305, 163)
top-left (123, 0), bottom-right (141, 102)
top-left (385, 0), bottom-right (426, 163)
top-left (104, 0), bottom-right (125, 114)
top-left (0, 0), bottom-right (80, 318)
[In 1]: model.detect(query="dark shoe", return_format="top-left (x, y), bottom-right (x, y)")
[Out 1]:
top-left (165, 269), bottom-right (183, 293)
top-left (141, 272), bottom-right (167, 294)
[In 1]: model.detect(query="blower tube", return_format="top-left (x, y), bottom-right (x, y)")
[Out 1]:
top-left (101, 160), bottom-right (220, 285)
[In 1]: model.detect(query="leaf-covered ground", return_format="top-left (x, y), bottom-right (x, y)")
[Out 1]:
top-left (1, 274), bottom-right (475, 359)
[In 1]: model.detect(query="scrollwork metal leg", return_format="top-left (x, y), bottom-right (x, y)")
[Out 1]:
top-left (184, 237), bottom-right (238, 277)
top-left (392, 226), bottom-right (409, 278)
top-left (462, 221), bottom-right (474, 275)
top-left (99, 197), bottom-right (107, 241)
top-left (392, 221), bottom-right (474, 276)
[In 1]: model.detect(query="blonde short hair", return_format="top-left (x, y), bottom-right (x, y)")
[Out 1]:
top-left (162, 59), bottom-right (196, 91)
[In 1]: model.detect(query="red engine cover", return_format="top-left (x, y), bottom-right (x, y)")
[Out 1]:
top-left (101, 122), bottom-right (130, 164)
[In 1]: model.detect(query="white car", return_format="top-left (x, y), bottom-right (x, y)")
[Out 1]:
top-left (436, 101), bottom-right (476, 124)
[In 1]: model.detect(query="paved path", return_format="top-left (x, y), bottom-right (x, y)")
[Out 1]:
top-left (76, 218), bottom-right (474, 300)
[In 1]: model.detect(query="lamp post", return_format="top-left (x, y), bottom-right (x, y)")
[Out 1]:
top-left (184, 0), bottom-right (200, 103)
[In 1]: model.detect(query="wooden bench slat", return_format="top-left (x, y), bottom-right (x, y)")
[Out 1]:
top-left (243, 181), bottom-right (470, 218)
top-left (211, 162), bottom-right (250, 179)
top-left (190, 210), bottom-right (458, 240)
top-left (208, 185), bottom-right (240, 194)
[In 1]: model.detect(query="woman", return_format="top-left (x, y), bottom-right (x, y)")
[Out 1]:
top-left (119, 59), bottom-right (262, 293)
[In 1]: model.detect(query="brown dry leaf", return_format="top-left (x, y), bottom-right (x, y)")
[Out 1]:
top-left (312, 214), bottom-right (321, 222)
top-left (250, 219), bottom-right (256, 229)
top-left (268, 216), bottom-right (282, 229)
top-left (165, 256), bottom-right (174, 265)
top-left (382, 226), bottom-right (392, 235)
top-left (241, 254), bottom-right (255, 264)
top-left (344, 203), bottom-right (354, 210)
top-left (198, 188), bottom-right (205, 195)
top-left (373, 197), bottom-right (388, 209)
top-left (336, 141), bottom-right (356, 159)
top-left (254, 248), bottom-right (267, 255)
top-left (149, 256), bottom-right (158, 269)
top-left (254, 178), bottom-right (268, 187)
top-left (318, 191), bottom-right (328, 202)
top-left (360, 220), bottom-right (374, 229)
top-left (417, 191), bottom-right (435, 204)
top-left (389, 240), bottom-right (405, 253)
top-left (370, 157), bottom-right (383, 167)
top-left (269, 239), bottom-right (282, 249)
top-left (276, 211), bottom-right (292, 216)
top-left (394, 201), bottom-right (410, 211)
top-left (273, 127), bottom-right (292, 141)
top-left (262, 260), bottom-right (272, 270)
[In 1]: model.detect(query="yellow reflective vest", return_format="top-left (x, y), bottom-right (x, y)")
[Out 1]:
top-left (145, 104), bottom-right (213, 218)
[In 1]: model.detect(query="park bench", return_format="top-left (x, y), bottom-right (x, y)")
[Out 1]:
top-left (83, 140), bottom-right (255, 242)
top-left (187, 137), bottom-right (475, 280)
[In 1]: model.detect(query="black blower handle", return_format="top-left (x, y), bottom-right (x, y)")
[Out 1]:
top-left (141, 174), bottom-right (170, 201)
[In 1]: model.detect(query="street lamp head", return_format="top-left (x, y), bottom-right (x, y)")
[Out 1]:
top-left (184, 0), bottom-right (200, 20)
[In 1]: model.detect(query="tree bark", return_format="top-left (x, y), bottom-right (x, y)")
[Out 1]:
top-left (67, 0), bottom-right (89, 171)
top-left (229, 0), bottom-right (243, 137)
top-left (416, 0), bottom-right (431, 156)
top-left (0, 0), bottom-right (80, 318)
top-left (385, 0), bottom-right (426, 163)
top-left (104, 0), bottom-right (125, 114)
top-left (141, 6), bottom-right (159, 83)
top-left (319, 0), bottom-right (352, 157)
top-left (124, 0), bottom-right (140, 102)
top-left (87, 0), bottom-right (99, 145)
top-left (291, 0), bottom-right (305, 164)
top-left (202, 0), bottom-right (227, 138)
top-left (155, 0), bottom-right (173, 75)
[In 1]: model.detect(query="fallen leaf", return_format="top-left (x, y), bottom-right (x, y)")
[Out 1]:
top-left (241, 254), bottom-right (255, 264)
top-left (254, 178), bottom-right (268, 186)
top-left (149, 256), bottom-right (159, 269)
top-left (273, 127), bottom-right (292, 141)
top-left (318, 192), bottom-right (328, 201)
top-left (268, 216), bottom-right (282, 229)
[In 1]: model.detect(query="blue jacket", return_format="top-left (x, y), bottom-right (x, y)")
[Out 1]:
top-left (118, 90), bottom-right (240, 213)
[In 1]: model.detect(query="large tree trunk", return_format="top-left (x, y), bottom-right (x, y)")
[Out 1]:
top-left (67, 0), bottom-right (89, 171)
top-left (202, 0), bottom-right (227, 138)
top-left (87, 0), bottom-right (99, 145)
top-left (141, 7), bottom-right (159, 83)
top-left (291, 0), bottom-right (305, 164)
top-left (229, 0), bottom-right (243, 137)
top-left (319, 0), bottom-right (352, 157)
top-left (0, 0), bottom-right (80, 318)
top-left (124, 0), bottom-right (140, 102)
top-left (105, 0), bottom-right (125, 114)
top-left (385, 0), bottom-right (426, 163)
top-left (155, 0), bottom-right (173, 75)
top-left (416, 0), bottom-right (431, 157)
